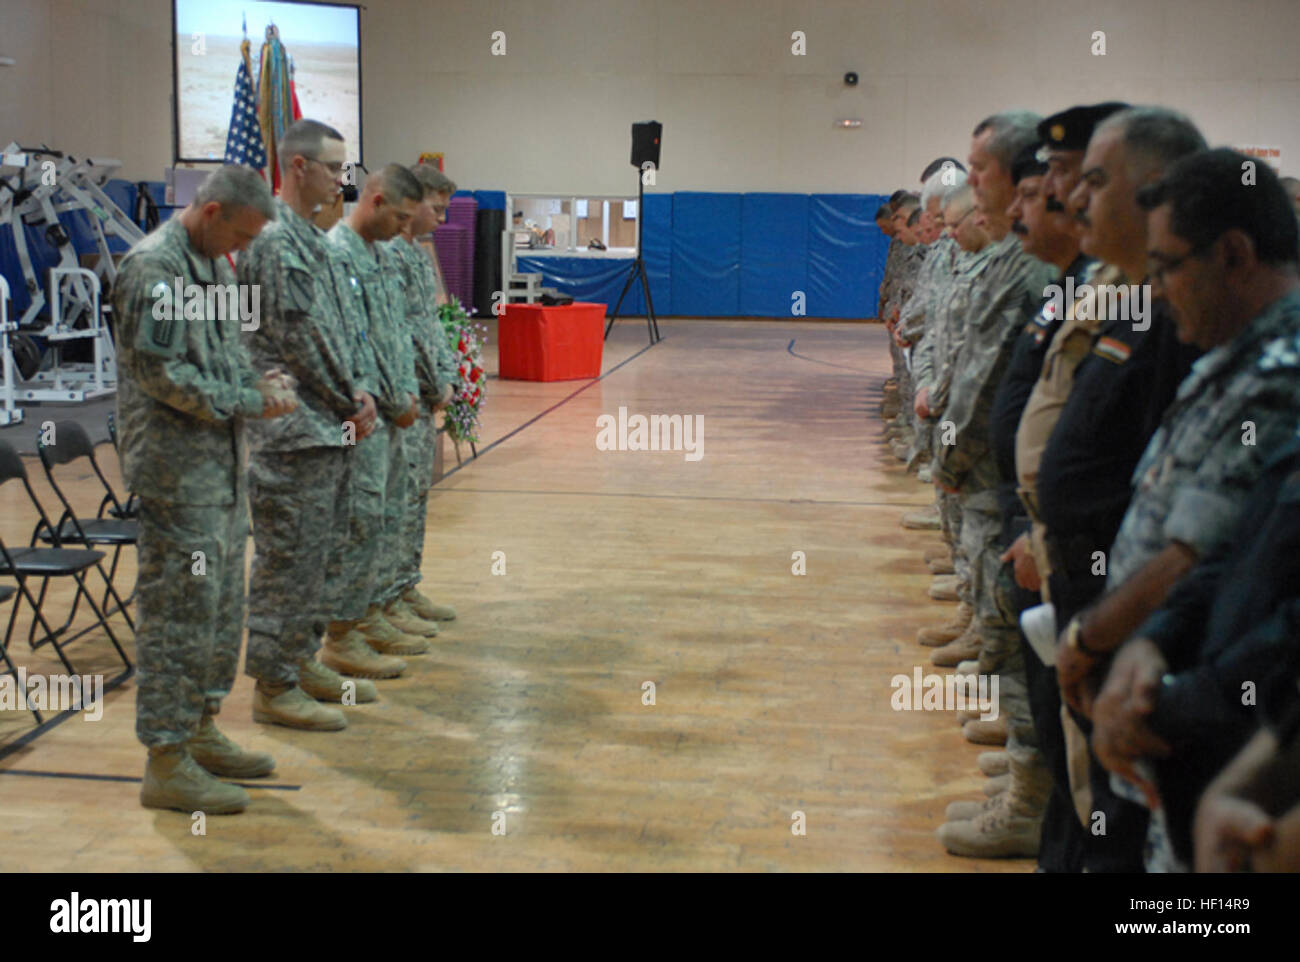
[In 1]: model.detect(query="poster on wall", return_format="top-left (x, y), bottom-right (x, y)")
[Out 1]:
top-left (174, 0), bottom-right (362, 163)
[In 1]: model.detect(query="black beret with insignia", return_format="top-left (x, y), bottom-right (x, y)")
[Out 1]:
top-left (1036, 102), bottom-right (1131, 159)
top-left (1011, 142), bottom-right (1049, 185)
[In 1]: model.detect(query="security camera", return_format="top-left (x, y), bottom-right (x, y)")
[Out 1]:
top-left (844, 72), bottom-right (858, 86)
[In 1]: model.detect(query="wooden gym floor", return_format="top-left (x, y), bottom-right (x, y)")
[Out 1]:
top-left (0, 320), bottom-right (1023, 872)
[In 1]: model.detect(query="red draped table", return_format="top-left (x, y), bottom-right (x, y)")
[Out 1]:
top-left (498, 302), bottom-right (607, 381)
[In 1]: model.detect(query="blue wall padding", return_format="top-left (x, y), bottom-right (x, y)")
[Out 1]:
top-left (515, 254), bottom-right (642, 313)
top-left (640, 192), bottom-right (673, 316)
top-left (508, 191), bottom-right (890, 319)
top-left (741, 193), bottom-right (809, 317)
top-left (472, 189), bottom-right (505, 211)
top-left (671, 192), bottom-right (741, 317)
top-left (808, 194), bottom-right (886, 319)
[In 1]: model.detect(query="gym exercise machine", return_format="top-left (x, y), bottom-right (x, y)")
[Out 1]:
top-left (0, 143), bottom-right (143, 423)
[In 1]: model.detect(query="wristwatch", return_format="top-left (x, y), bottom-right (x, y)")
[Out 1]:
top-left (1065, 615), bottom-right (1101, 657)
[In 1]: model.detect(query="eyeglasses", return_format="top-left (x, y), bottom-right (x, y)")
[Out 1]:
top-left (1149, 242), bottom-right (1212, 286)
top-left (946, 207), bottom-right (976, 229)
top-left (306, 157), bottom-right (346, 175)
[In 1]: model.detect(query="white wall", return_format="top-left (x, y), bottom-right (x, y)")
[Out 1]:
top-left (2, 0), bottom-right (1299, 192)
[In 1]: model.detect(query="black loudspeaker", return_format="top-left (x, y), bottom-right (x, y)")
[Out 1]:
top-left (631, 121), bottom-right (662, 169)
top-left (473, 206), bottom-right (504, 318)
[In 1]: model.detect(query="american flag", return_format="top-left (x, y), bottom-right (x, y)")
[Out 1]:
top-left (223, 54), bottom-right (267, 170)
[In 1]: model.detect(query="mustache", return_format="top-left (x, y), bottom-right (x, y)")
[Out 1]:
top-left (1011, 221), bottom-right (1028, 235)
top-left (1044, 198), bottom-right (1066, 213)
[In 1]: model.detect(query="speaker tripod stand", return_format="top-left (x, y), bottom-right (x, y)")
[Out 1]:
top-left (604, 176), bottom-right (661, 345)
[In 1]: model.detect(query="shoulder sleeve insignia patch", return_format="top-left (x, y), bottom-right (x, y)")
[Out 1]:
top-left (1093, 336), bottom-right (1132, 364)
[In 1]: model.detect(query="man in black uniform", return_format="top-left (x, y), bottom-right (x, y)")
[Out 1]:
top-left (1034, 108), bottom-right (1204, 871)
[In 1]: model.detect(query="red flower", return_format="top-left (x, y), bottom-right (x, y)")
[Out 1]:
top-left (457, 339), bottom-right (467, 353)
top-left (458, 364), bottom-right (468, 379)
top-left (469, 367), bottom-right (483, 383)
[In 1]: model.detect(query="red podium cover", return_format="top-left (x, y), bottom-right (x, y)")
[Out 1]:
top-left (498, 302), bottom-right (607, 381)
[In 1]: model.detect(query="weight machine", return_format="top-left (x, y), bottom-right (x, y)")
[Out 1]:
top-left (0, 143), bottom-right (144, 425)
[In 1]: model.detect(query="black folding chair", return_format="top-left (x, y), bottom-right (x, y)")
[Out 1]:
top-left (0, 583), bottom-right (42, 723)
top-left (36, 420), bottom-right (139, 619)
top-left (104, 412), bottom-right (139, 519)
top-left (0, 440), bottom-right (133, 678)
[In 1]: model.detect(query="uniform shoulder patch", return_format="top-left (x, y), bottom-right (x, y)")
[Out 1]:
top-left (135, 277), bottom-right (187, 358)
top-left (284, 266), bottom-right (316, 315)
top-left (1093, 336), bottom-right (1132, 365)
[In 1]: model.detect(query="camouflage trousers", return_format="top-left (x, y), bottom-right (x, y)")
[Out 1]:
top-left (376, 419), bottom-right (416, 604)
top-left (325, 421), bottom-right (388, 622)
top-left (896, 358), bottom-right (915, 445)
top-left (135, 492), bottom-right (248, 748)
top-left (244, 446), bottom-right (350, 685)
top-left (959, 491), bottom-right (1034, 749)
top-left (938, 489), bottom-right (972, 607)
top-left (395, 409), bottom-right (438, 593)
top-left (958, 492), bottom-right (1022, 674)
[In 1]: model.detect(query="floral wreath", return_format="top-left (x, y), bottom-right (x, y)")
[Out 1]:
top-left (437, 298), bottom-right (487, 445)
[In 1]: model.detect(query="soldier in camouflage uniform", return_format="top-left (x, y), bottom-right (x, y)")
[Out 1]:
top-left (879, 193), bottom-right (910, 422)
top-left (914, 184), bottom-right (994, 647)
top-left (238, 120), bottom-right (392, 727)
top-left (381, 165), bottom-right (462, 631)
top-left (930, 112), bottom-right (1058, 859)
top-left (327, 164), bottom-right (430, 664)
top-left (884, 200), bottom-right (926, 456)
top-left (898, 172), bottom-right (965, 472)
top-left (114, 165), bottom-right (295, 814)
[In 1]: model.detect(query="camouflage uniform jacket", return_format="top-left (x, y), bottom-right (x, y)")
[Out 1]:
top-left (878, 238), bottom-right (903, 317)
top-left (327, 222), bottom-right (419, 422)
top-left (916, 243), bottom-right (998, 413)
top-left (932, 234), bottom-right (1056, 495)
top-left (886, 244), bottom-right (927, 322)
top-left (239, 198), bottom-right (376, 451)
top-left (1107, 287), bottom-right (1300, 586)
top-left (384, 236), bottom-right (458, 405)
top-left (112, 216), bottom-right (263, 506)
top-left (898, 236), bottom-right (956, 347)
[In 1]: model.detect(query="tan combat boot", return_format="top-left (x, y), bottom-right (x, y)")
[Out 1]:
top-left (321, 622), bottom-right (407, 679)
top-left (927, 554), bottom-right (955, 575)
top-left (359, 604), bottom-right (430, 656)
top-left (253, 682), bottom-right (347, 731)
top-left (962, 713), bottom-right (1009, 745)
top-left (188, 713), bottom-right (275, 778)
top-left (930, 628), bottom-right (982, 667)
top-left (928, 575), bottom-right (960, 602)
top-left (936, 751), bottom-right (1050, 858)
top-left (978, 751), bottom-right (1010, 777)
top-left (382, 597), bottom-right (439, 638)
top-left (901, 506), bottom-right (942, 530)
top-left (299, 658), bottom-right (378, 704)
top-left (403, 586), bottom-right (456, 622)
top-left (916, 600), bottom-right (973, 646)
top-left (923, 543), bottom-right (951, 565)
top-left (141, 744), bottom-right (250, 814)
